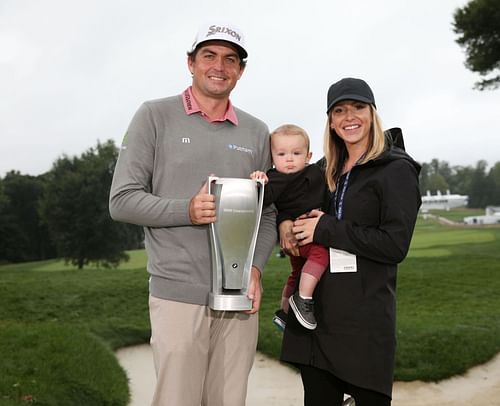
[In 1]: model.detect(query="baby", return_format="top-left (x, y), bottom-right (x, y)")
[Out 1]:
top-left (252, 124), bottom-right (328, 330)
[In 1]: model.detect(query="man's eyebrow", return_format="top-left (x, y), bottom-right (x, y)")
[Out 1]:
top-left (200, 47), bottom-right (239, 58)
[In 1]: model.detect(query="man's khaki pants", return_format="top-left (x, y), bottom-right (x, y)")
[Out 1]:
top-left (149, 295), bottom-right (258, 406)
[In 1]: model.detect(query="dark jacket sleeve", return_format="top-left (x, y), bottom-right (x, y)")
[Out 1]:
top-left (314, 159), bottom-right (421, 264)
top-left (263, 170), bottom-right (295, 224)
top-left (276, 211), bottom-right (295, 225)
top-left (263, 171), bottom-right (284, 207)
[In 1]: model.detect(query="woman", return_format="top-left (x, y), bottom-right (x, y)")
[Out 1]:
top-left (280, 78), bottom-right (421, 406)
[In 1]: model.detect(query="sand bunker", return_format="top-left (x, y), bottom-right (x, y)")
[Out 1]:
top-left (117, 345), bottom-right (500, 406)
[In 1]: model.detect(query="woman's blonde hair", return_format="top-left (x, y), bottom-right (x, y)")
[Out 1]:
top-left (323, 105), bottom-right (386, 192)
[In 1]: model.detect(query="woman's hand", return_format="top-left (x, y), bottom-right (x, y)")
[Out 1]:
top-left (279, 220), bottom-right (299, 256)
top-left (292, 209), bottom-right (324, 245)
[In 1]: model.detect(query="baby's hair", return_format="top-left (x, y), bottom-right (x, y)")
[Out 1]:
top-left (270, 124), bottom-right (310, 152)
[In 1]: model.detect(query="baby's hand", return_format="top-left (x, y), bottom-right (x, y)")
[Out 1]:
top-left (250, 171), bottom-right (268, 184)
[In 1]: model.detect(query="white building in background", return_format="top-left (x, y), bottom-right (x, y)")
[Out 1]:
top-left (420, 190), bottom-right (469, 212)
top-left (464, 206), bottom-right (500, 225)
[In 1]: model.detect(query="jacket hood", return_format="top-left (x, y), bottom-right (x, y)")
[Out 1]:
top-left (366, 127), bottom-right (421, 174)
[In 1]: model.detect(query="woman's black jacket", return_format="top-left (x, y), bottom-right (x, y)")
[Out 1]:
top-left (280, 128), bottom-right (422, 398)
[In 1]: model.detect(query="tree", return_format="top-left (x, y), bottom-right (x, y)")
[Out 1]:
top-left (426, 174), bottom-right (449, 195)
top-left (419, 159), bottom-right (450, 194)
top-left (453, 0), bottom-right (500, 90)
top-left (0, 180), bottom-right (17, 264)
top-left (449, 165), bottom-right (475, 196)
top-left (39, 140), bottom-right (142, 269)
top-left (418, 162), bottom-right (431, 195)
top-left (0, 171), bottom-right (55, 263)
top-left (487, 162), bottom-right (500, 205)
top-left (468, 160), bottom-right (493, 207)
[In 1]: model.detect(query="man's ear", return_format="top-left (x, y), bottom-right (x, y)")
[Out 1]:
top-left (187, 55), bottom-right (194, 75)
top-left (237, 65), bottom-right (245, 80)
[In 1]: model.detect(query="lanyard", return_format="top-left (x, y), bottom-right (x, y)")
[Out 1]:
top-left (334, 170), bottom-right (351, 220)
top-left (333, 154), bottom-right (364, 220)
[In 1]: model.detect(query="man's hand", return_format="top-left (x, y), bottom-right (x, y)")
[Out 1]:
top-left (279, 220), bottom-right (299, 256)
top-left (189, 181), bottom-right (216, 225)
top-left (245, 266), bottom-right (262, 314)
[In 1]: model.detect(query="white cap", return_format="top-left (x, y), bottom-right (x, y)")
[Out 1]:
top-left (189, 22), bottom-right (247, 59)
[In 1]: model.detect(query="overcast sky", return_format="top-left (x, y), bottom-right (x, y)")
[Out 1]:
top-left (1, 0), bottom-right (499, 178)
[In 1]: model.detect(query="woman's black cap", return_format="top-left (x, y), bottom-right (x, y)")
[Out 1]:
top-left (327, 77), bottom-right (376, 113)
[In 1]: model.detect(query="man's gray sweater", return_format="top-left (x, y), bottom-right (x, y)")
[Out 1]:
top-left (109, 95), bottom-right (276, 305)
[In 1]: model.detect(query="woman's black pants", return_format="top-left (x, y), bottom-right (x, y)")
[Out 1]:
top-left (299, 365), bottom-right (391, 406)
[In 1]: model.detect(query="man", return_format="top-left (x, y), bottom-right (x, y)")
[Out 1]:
top-left (109, 22), bottom-right (276, 406)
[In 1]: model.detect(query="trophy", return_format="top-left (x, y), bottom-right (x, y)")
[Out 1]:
top-left (208, 176), bottom-right (265, 311)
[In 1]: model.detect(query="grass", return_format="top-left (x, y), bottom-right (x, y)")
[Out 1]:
top-left (0, 323), bottom-right (128, 405)
top-left (257, 217), bottom-right (500, 382)
top-left (395, 254), bottom-right (499, 380)
top-left (1, 216), bottom-right (499, 403)
top-left (425, 208), bottom-right (485, 223)
top-left (0, 252), bottom-right (150, 405)
top-left (390, 216), bottom-right (500, 380)
top-left (0, 250), bottom-right (148, 273)
top-left (407, 217), bottom-right (496, 256)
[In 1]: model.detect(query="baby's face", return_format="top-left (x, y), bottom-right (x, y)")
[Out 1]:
top-left (271, 133), bottom-right (312, 174)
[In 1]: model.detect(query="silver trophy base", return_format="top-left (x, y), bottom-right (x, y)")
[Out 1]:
top-left (209, 293), bottom-right (252, 311)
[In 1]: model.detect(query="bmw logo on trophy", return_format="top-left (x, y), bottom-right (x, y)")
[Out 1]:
top-left (208, 176), bottom-right (265, 311)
